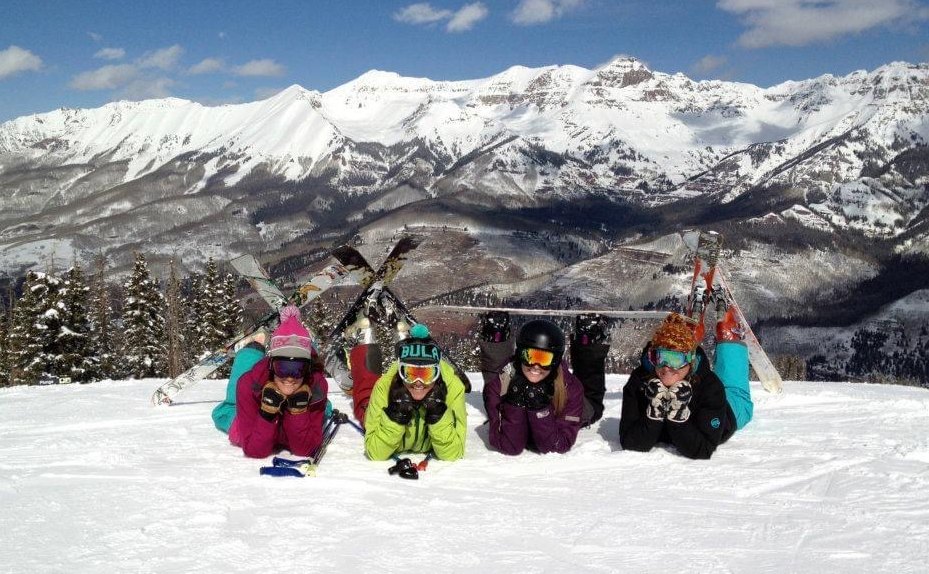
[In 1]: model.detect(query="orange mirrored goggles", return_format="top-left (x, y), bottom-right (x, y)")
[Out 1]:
top-left (398, 362), bottom-right (440, 386)
top-left (519, 347), bottom-right (556, 368)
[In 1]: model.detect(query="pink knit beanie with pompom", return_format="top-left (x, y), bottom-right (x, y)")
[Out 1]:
top-left (269, 305), bottom-right (314, 359)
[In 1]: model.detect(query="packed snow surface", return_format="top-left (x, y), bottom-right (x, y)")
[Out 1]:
top-left (2, 375), bottom-right (929, 573)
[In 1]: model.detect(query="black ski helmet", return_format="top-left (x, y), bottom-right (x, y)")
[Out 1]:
top-left (516, 319), bottom-right (566, 366)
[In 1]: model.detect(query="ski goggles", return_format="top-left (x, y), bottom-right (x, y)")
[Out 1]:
top-left (519, 347), bottom-right (556, 368)
top-left (649, 347), bottom-right (695, 370)
top-left (272, 358), bottom-right (310, 380)
top-left (398, 362), bottom-right (440, 386)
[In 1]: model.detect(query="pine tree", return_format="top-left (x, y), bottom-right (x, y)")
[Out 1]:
top-left (164, 259), bottom-right (187, 378)
top-left (122, 253), bottom-right (167, 379)
top-left (7, 272), bottom-right (47, 385)
top-left (55, 265), bottom-right (94, 382)
top-left (185, 273), bottom-right (207, 364)
top-left (35, 273), bottom-right (64, 379)
top-left (219, 271), bottom-right (243, 342)
top-left (200, 258), bottom-right (226, 352)
top-left (0, 299), bottom-right (10, 387)
top-left (88, 255), bottom-right (117, 381)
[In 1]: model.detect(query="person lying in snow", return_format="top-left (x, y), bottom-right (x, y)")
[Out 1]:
top-left (347, 321), bottom-right (467, 462)
top-left (211, 305), bottom-right (329, 459)
top-left (619, 309), bottom-right (753, 459)
top-left (480, 315), bottom-right (610, 455)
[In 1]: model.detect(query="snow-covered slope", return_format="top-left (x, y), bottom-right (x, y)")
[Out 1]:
top-left (2, 376), bottom-right (929, 572)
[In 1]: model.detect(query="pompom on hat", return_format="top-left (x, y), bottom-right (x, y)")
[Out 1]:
top-left (269, 305), bottom-right (314, 360)
top-left (651, 312), bottom-right (698, 353)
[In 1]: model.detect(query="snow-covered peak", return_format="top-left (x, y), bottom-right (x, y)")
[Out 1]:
top-left (589, 56), bottom-right (655, 88)
top-left (262, 84), bottom-right (323, 106)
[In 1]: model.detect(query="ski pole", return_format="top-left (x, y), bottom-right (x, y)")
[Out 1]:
top-left (259, 412), bottom-right (344, 477)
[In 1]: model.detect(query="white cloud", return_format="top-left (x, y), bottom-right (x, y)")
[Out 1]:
top-left (394, 2), bottom-right (487, 32)
top-left (447, 3), bottom-right (488, 32)
top-left (511, 0), bottom-right (583, 26)
top-left (233, 59), bottom-right (286, 77)
top-left (121, 77), bottom-right (176, 100)
top-left (94, 47), bottom-right (125, 61)
top-left (188, 58), bottom-right (224, 75)
top-left (69, 64), bottom-right (138, 90)
top-left (718, 0), bottom-right (929, 48)
top-left (88, 32), bottom-right (103, 43)
top-left (137, 44), bottom-right (184, 70)
top-left (394, 3), bottom-right (453, 24)
top-left (692, 55), bottom-right (728, 75)
top-left (0, 45), bottom-right (43, 80)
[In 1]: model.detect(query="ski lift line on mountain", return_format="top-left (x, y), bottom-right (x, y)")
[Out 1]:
top-left (415, 305), bottom-right (669, 319)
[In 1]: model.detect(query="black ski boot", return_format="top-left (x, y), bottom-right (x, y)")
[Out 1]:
top-left (479, 310), bottom-right (511, 343)
top-left (570, 314), bottom-right (611, 426)
top-left (574, 313), bottom-right (610, 346)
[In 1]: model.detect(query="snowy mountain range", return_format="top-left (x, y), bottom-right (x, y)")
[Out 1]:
top-left (1, 57), bottom-right (928, 380)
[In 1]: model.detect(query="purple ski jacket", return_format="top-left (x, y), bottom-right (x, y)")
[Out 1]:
top-left (484, 363), bottom-right (585, 455)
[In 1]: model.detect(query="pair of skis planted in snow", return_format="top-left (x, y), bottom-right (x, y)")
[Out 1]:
top-left (150, 258), bottom-right (351, 405)
top-left (682, 230), bottom-right (783, 394)
top-left (326, 237), bottom-right (472, 393)
top-left (152, 235), bottom-right (462, 405)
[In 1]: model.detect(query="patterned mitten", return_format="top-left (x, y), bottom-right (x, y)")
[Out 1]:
top-left (644, 378), bottom-right (672, 421)
top-left (667, 380), bottom-right (693, 423)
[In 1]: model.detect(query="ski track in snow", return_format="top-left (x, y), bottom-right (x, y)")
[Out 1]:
top-left (1, 377), bottom-right (929, 573)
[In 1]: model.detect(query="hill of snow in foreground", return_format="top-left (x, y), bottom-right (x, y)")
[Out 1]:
top-left (2, 375), bottom-right (928, 573)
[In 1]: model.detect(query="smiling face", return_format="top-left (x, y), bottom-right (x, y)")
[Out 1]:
top-left (407, 382), bottom-right (431, 401)
top-left (520, 362), bottom-right (551, 384)
top-left (272, 374), bottom-right (304, 397)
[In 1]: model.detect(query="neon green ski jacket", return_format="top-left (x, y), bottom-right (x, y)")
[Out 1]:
top-left (363, 360), bottom-right (467, 461)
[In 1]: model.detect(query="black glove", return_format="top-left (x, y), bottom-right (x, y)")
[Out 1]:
top-left (524, 378), bottom-right (554, 411)
top-left (421, 380), bottom-right (448, 425)
top-left (285, 384), bottom-right (311, 414)
top-left (505, 377), bottom-right (553, 411)
top-left (644, 378), bottom-right (672, 421)
top-left (666, 380), bottom-right (693, 423)
top-left (259, 383), bottom-right (286, 421)
top-left (383, 381), bottom-right (415, 425)
top-left (504, 377), bottom-right (530, 409)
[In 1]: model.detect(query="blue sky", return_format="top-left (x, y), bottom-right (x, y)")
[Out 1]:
top-left (1, 0), bottom-right (927, 122)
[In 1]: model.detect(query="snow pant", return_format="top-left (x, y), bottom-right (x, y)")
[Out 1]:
top-left (569, 340), bottom-right (609, 426)
top-left (212, 345), bottom-right (265, 434)
top-left (714, 341), bottom-right (753, 430)
top-left (349, 343), bottom-right (383, 428)
top-left (479, 337), bottom-right (609, 426)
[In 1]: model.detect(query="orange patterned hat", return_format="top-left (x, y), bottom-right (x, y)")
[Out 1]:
top-left (651, 313), bottom-right (697, 353)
